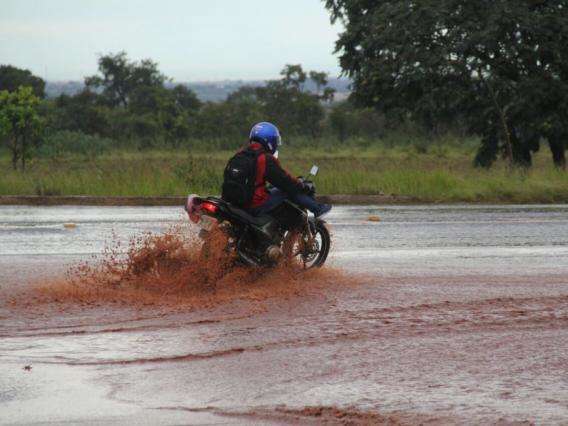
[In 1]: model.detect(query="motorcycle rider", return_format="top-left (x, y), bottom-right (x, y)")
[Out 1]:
top-left (232, 122), bottom-right (331, 218)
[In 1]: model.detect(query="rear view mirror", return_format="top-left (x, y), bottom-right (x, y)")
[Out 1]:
top-left (310, 165), bottom-right (319, 176)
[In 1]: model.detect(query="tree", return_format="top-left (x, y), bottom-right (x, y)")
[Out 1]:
top-left (224, 86), bottom-right (265, 137)
top-left (171, 84), bottom-right (202, 112)
top-left (329, 101), bottom-right (351, 142)
top-left (309, 71), bottom-right (336, 102)
top-left (255, 65), bottom-right (333, 140)
top-left (280, 64), bottom-right (307, 90)
top-left (329, 101), bottom-right (385, 142)
top-left (545, 126), bottom-right (567, 170)
top-left (256, 80), bottom-right (324, 139)
top-left (0, 65), bottom-right (46, 98)
top-left (192, 97), bottom-right (264, 148)
top-left (52, 90), bottom-right (109, 136)
top-left (0, 86), bottom-right (43, 170)
top-left (82, 52), bottom-right (202, 147)
top-left (324, 0), bottom-right (568, 168)
top-left (128, 84), bottom-right (201, 147)
top-left (309, 71), bottom-right (328, 95)
top-left (85, 52), bottom-right (166, 108)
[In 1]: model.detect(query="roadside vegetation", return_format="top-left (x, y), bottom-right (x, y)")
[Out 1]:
top-left (2, 136), bottom-right (567, 203)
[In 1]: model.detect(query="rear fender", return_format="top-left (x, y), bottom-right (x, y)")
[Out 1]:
top-left (185, 194), bottom-right (204, 223)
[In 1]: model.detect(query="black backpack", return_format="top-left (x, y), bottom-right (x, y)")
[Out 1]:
top-left (221, 150), bottom-right (261, 207)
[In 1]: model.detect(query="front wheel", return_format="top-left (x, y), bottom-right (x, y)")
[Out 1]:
top-left (283, 220), bottom-right (331, 269)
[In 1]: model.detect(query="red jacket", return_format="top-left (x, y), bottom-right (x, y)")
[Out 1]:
top-left (246, 143), bottom-right (305, 209)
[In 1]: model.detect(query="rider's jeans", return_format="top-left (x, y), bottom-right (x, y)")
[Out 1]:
top-left (251, 188), bottom-right (320, 216)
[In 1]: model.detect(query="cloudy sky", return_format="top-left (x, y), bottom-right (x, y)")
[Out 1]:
top-left (1, 0), bottom-right (343, 82)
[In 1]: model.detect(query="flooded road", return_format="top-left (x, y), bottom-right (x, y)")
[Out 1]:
top-left (1, 204), bottom-right (568, 425)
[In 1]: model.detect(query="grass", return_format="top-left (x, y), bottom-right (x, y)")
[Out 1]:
top-left (1, 140), bottom-right (568, 203)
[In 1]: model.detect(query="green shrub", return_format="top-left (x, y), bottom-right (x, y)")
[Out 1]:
top-left (38, 130), bottom-right (113, 158)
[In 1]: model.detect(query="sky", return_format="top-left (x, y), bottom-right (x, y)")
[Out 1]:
top-left (0, 0), bottom-right (343, 82)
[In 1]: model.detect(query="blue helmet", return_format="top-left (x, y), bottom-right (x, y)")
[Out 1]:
top-left (249, 122), bottom-right (282, 155)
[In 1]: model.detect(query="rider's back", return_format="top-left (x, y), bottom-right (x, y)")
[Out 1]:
top-left (221, 143), bottom-right (304, 209)
top-left (221, 146), bottom-right (260, 208)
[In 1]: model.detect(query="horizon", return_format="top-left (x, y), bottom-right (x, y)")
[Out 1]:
top-left (44, 76), bottom-right (349, 84)
top-left (1, 0), bottom-right (344, 82)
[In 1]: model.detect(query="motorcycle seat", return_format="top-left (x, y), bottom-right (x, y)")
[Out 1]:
top-left (205, 197), bottom-right (272, 227)
top-left (226, 204), bottom-right (273, 227)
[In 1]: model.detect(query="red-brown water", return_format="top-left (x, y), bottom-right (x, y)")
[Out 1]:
top-left (5, 225), bottom-right (352, 312)
top-left (2, 205), bottom-right (568, 425)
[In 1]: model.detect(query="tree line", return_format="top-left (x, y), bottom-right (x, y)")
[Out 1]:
top-left (0, 54), bottom-right (385, 170)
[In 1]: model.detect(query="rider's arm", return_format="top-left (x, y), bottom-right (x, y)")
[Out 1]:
top-left (264, 155), bottom-right (305, 196)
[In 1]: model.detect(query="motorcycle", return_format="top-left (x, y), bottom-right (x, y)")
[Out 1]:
top-left (185, 165), bottom-right (331, 269)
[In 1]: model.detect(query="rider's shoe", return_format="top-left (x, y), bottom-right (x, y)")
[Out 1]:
top-left (314, 204), bottom-right (332, 219)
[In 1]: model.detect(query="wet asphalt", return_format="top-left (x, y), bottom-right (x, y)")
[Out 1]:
top-left (1, 204), bottom-right (568, 425)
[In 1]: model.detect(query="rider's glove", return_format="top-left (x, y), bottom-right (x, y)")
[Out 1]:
top-left (301, 180), bottom-right (316, 196)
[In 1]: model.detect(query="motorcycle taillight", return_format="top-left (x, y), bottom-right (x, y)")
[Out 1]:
top-left (201, 201), bottom-right (218, 214)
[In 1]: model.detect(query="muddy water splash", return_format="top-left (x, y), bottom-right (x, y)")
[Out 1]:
top-left (9, 224), bottom-right (348, 310)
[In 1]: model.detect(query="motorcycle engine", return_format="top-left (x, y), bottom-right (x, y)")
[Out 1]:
top-left (265, 245), bottom-right (283, 261)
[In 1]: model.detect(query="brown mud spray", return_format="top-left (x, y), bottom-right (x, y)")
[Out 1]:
top-left (5, 224), bottom-right (352, 311)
